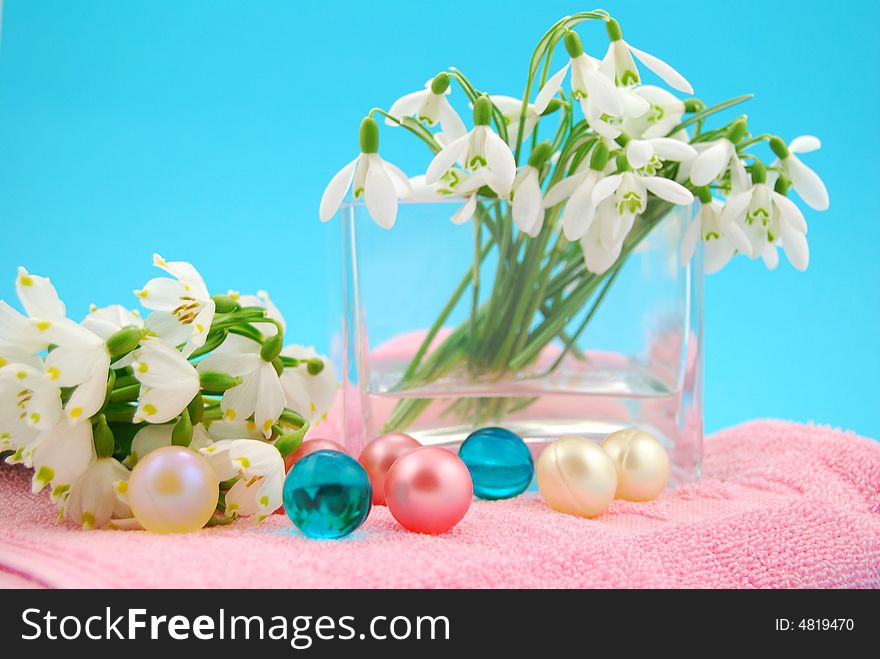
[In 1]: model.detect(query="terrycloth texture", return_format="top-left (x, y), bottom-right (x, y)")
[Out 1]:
top-left (0, 420), bottom-right (878, 588)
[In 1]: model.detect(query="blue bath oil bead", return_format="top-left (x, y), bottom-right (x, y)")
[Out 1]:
top-left (283, 450), bottom-right (372, 539)
top-left (458, 427), bottom-right (534, 500)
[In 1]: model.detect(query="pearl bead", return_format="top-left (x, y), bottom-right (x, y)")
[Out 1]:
top-left (536, 436), bottom-right (617, 518)
top-left (128, 446), bottom-right (219, 534)
top-left (601, 429), bottom-right (670, 501)
top-left (358, 433), bottom-right (421, 505)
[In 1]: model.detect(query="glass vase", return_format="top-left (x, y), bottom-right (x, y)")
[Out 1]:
top-left (336, 197), bottom-right (702, 486)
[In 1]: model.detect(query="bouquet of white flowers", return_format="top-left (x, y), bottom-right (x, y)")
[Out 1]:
top-left (0, 255), bottom-right (337, 529)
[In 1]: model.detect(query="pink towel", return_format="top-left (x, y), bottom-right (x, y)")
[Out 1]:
top-left (0, 420), bottom-right (878, 588)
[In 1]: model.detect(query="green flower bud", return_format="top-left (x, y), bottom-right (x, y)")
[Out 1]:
top-left (93, 414), bottom-right (115, 459)
top-left (769, 136), bottom-right (790, 160)
top-left (187, 392), bottom-right (204, 425)
top-left (727, 117), bottom-right (748, 143)
top-left (211, 294), bottom-right (240, 314)
top-left (430, 72), bottom-right (450, 95)
top-left (199, 370), bottom-right (243, 392)
top-left (106, 325), bottom-right (142, 360)
top-left (564, 30), bottom-right (584, 58)
top-left (473, 95), bottom-right (492, 127)
top-left (527, 141), bottom-right (553, 169)
top-left (605, 18), bottom-right (623, 42)
top-left (749, 160), bottom-right (767, 184)
top-left (615, 151), bottom-right (631, 172)
top-left (359, 116), bottom-right (379, 154)
top-left (540, 98), bottom-right (563, 116)
top-left (306, 358), bottom-right (325, 376)
top-left (696, 186), bottom-right (713, 204)
top-left (590, 142), bottom-right (610, 171)
top-left (614, 131), bottom-right (632, 147)
top-left (272, 357), bottom-right (285, 377)
top-left (683, 99), bottom-right (704, 113)
top-left (260, 333), bottom-right (284, 363)
top-left (172, 409), bottom-right (193, 447)
top-left (275, 430), bottom-right (305, 458)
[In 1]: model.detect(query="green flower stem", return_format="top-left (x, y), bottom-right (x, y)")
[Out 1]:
top-left (667, 94), bottom-right (753, 136)
top-left (469, 217), bottom-right (482, 370)
top-left (109, 383), bottom-right (140, 403)
top-left (369, 108), bottom-right (442, 155)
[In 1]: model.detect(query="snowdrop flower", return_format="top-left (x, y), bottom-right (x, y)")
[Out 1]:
top-left (680, 190), bottom-right (752, 273)
top-left (580, 200), bottom-right (630, 274)
top-left (196, 334), bottom-right (286, 438)
top-left (200, 439), bottom-right (285, 521)
top-left (279, 345), bottom-right (338, 427)
top-left (27, 419), bottom-right (96, 502)
top-left (543, 143), bottom-right (612, 240)
top-left (387, 73), bottom-right (466, 142)
top-left (621, 86), bottom-right (687, 139)
top-left (131, 337), bottom-right (200, 424)
top-left (722, 161), bottom-right (809, 271)
top-left (688, 119), bottom-right (748, 186)
top-left (769, 136), bottom-right (829, 211)
top-left (205, 418), bottom-right (264, 441)
top-left (320, 116), bottom-right (411, 229)
top-left (45, 322), bottom-right (113, 424)
top-left (490, 95), bottom-right (539, 147)
top-left (134, 254), bottom-right (216, 355)
top-left (624, 135), bottom-right (697, 175)
top-left (534, 31), bottom-right (627, 138)
top-left (0, 361), bottom-right (62, 432)
top-left (600, 19), bottom-right (693, 94)
top-left (510, 142), bottom-right (554, 236)
top-left (0, 267), bottom-right (71, 354)
top-left (228, 289), bottom-right (286, 338)
top-left (426, 95), bottom-right (516, 198)
top-left (64, 457), bottom-right (131, 529)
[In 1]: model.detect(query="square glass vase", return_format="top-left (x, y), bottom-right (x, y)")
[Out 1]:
top-left (336, 197), bottom-right (702, 486)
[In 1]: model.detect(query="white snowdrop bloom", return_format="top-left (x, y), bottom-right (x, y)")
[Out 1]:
top-left (625, 136), bottom-right (697, 174)
top-left (320, 117), bottom-right (411, 229)
top-left (621, 86), bottom-right (686, 139)
top-left (279, 345), bottom-right (338, 427)
top-left (196, 334), bottom-right (286, 438)
top-left (721, 162), bottom-right (810, 271)
top-left (599, 19), bottom-right (693, 94)
top-left (387, 73), bottom-right (466, 142)
top-left (770, 136), bottom-right (829, 211)
top-left (200, 439), bottom-right (285, 521)
top-left (64, 458), bottom-right (131, 529)
top-left (490, 95), bottom-right (539, 147)
top-left (509, 142), bottom-right (554, 236)
top-left (27, 419), bottom-right (97, 502)
top-left (125, 422), bottom-right (214, 466)
top-left (426, 95), bottom-right (516, 198)
top-left (680, 196), bottom-right (752, 273)
top-left (134, 254), bottom-right (216, 355)
top-left (534, 31), bottom-right (631, 139)
top-left (131, 337), bottom-right (200, 424)
top-left (580, 199), bottom-right (631, 275)
top-left (205, 418), bottom-right (264, 442)
top-left (0, 362), bottom-right (62, 432)
top-left (0, 267), bottom-right (70, 354)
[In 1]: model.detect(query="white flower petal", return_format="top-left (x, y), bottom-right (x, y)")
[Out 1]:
top-left (780, 220), bottom-right (810, 271)
top-left (65, 458), bottom-right (131, 528)
top-left (785, 156), bottom-right (829, 211)
top-left (771, 192), bottom-right (808, 233)
top-left (220, 370), bottom-right (260, 423)
top-left (152, 255), bottom-right (210, 299)
top-left (788, 135), bottom-right (821, 154)
top-left (30, 421), bottom-right (96, 500)
top-left (426, 134), bottom-right (469, 185)
top-left (561, 176), bottom-right (598, 241)
top-left (364, 155), bottom-right (399, 229)
top-left (16, 268), bottom-right (65, 320)
top-left (437, 96), bottom-right (467, 141)
top-left (680, 216), bottom-right (701, 266)
top-left (135, 277), bottom-right (189, 312)
top-left (591, 174), bottom-right (624, 206)
top-left (719, 190), bottom-right (753, 226)
top-left (582, 65), bottom-right (623, 117)
top-left (65, 363), bottom-right (110, 424)
top-left (512, 169), bottom-right (543, 235)
top-left (381, 158), bottom-right (413, 198)
top-left (129, 424), bottom-right (174, 464)
top-left (254, 362), bottom-right (285, 438)
top-left (649, 137), bottom-right (697, 162)
top-left (0, 301), bottom-right (45, 353)
top-left (386, 89), bottom-right (427, 123)
top-left (451, 195), bottom-right (478, 225)
top-left (641, 176), bottom-right (694, 205)
top-left (627, 140), bottom-right (654, 170)
top-left (761, 244), bottom-right (779, 270)
top-left (625, 41), bottom-right (693, 94)
top-left (319, 156), bottom-right (358, 222)
top-left (533, 63), bottom-right (570, 115)
top-left (543, 171), bottom-right (588, 208)
top-left (483, 130), bottom-right (517, 195)
top-left (689, 140), bottom-right (731, 186)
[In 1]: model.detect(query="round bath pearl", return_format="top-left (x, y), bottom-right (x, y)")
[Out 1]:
top-left (358, 433), bottom-right (421, 505)
top-left (284, 438), bottom-right (347, 472)
top-left (283, 450), bottom-right (372, 539)
top-left (384, 447), bottom-right (472, 534)
top-left (536, 436), bottom-right (617, 518)
top-left (458, 427), bottom-right (534, 500)
top-left (601, 429), bottom-right (670, 501)
top-left (128, 446), bottom-right (219, 534)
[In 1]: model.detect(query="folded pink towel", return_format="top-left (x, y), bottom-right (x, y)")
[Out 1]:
top-left (0, 420), bottom-right (878, 588)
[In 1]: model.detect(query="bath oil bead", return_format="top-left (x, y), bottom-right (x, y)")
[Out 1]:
top-left (283, 450), bottom-right (372, 539)
top-left (358, 432), bottom-right (422, 505)
top-left (384, 446), bottom-right (472, 534)
top-left (284, 438), bottom-right (347, 472)
top-left (128, 446), bottom-right (219, 534)
top-left (536, 436), bottom-right (617, 518)
top-left (458, 427), bottom-right (534, 500)
top-left (601, 429), bottom-right (670, 501)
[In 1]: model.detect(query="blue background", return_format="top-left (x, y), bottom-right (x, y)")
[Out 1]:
top-left (1, 1), bottom-right (877, 437)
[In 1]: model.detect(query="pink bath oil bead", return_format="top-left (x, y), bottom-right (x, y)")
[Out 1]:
top-left (384, 446), bottom-right (472, 534)
top-left (358, 432), bottom-right (421, 505)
